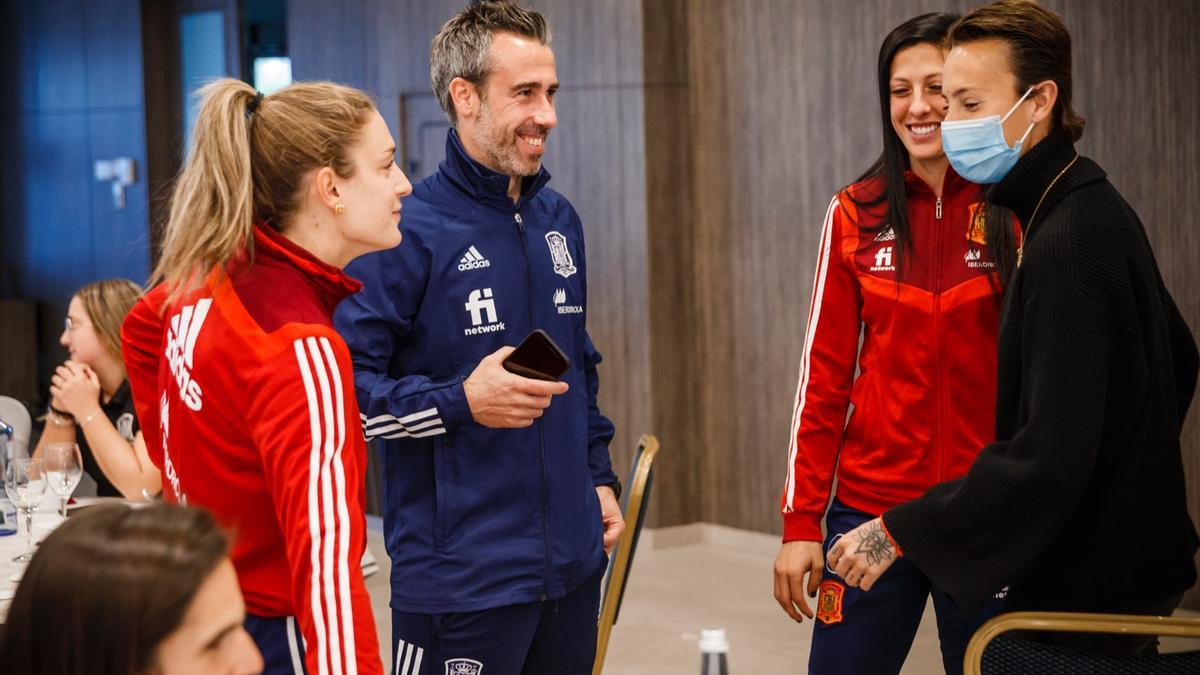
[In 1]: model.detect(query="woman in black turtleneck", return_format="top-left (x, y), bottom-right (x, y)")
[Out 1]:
top-left (826, 1), bottom-right (1199, 654)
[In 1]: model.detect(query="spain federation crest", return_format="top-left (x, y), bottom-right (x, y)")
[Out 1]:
top-left (966, 201), bottom-right (988, 245)
top-left (544, 231), bottom-right (577, 278)
top-left (816, 579), bottom-right (845, 625)
top-left (445, 658), bottom-right (483, 675)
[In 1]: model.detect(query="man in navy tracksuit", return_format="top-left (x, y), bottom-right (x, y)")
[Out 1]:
top-left (334, 3), bottom-right (624, 674)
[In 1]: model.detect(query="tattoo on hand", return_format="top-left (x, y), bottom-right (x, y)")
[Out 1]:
top-left (852, 521), bottom-right (895, 567)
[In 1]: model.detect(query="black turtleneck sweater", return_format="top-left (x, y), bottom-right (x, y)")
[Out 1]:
top-left (884, 129), bottom-right (1200, 613)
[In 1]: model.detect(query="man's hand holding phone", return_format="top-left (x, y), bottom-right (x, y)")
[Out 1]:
top-left (464, 346), bottom-right (569, 428)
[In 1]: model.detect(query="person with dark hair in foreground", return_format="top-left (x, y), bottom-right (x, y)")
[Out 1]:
top-left (830, 0), bottom-right (1199, 655)
top-left (0, 503), bottom-right (262, 675)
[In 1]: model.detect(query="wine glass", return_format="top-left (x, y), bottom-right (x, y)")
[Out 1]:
top-left (5, 457), bottom-right (46, 562)
top-left (43, 443), bottom-right (83, 518)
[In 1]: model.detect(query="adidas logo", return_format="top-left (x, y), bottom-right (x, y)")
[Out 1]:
top-left (164, 299), bottom-right (211, 412)
top-left (874, 227), bottom-right (896, 243)
top-left (458, 246), bottom-right (491, 271)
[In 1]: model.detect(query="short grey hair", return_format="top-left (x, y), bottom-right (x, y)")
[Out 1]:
top-left (430, 1), bottom-right (551, 125)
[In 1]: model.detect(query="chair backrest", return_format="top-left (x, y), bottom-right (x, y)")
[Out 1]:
top-left (965, 611), bottom-right (1200, 675)
top-left (592, 434), bottom-right (660, 675)
top-left (0, 396), bottom-right (32, 461)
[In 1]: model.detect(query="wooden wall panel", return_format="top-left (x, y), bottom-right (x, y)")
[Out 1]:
top-left (643, 0), bottom-right (697, 529)
top-left (294, 1), bottom-right (1200, 582)
top-left (1047, 0), bottom-right (1200, 609)
top-left (651, 0), bottom-right (1200, 548)
top-left (655, 0), bottom-right (981, 531)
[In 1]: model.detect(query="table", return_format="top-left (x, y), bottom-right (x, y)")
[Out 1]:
top-left (0, 496), bottom-right (132, 622)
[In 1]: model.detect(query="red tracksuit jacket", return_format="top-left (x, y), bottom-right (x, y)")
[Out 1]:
top-left (781, 168), bottom-right (1012, 542)
top-left (122, 223), bottom-right (381, 674)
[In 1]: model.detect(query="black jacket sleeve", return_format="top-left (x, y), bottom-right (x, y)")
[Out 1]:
top-left (883, 246), bottom-right (1115, 611)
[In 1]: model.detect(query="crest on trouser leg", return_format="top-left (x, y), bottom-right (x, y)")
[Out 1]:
top-left (816, 580), bottom-right (845, 625)
top-left (445, 658), bottom-right (483, 675)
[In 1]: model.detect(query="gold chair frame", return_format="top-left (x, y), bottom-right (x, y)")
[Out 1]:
top-left (592, 434), bottom-right (660, 675)
top-left (964, 610), bottom-right (1200, 674)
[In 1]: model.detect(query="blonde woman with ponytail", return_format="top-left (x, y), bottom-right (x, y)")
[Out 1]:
top-left (121, 78), bottom-right (411, 675)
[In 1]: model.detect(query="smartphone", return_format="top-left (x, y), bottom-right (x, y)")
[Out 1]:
top-left (502, 329), bottom-right (570, 381)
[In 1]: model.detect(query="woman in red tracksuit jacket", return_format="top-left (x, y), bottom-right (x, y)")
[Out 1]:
top-left (771, 14), bottom-right (1018, 675)
top-left (121, 78), bottom-right (412, 675)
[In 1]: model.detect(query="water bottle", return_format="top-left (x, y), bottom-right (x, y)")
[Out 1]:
top-left (699, 628), bottom-right (729, 675)
top-left (0, 436), bottom-right (16, 536)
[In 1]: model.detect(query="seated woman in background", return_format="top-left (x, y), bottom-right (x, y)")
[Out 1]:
top-left (33, 278), bottom-right (161, 499)
top-left (0, 502), bottom-right (263, 674)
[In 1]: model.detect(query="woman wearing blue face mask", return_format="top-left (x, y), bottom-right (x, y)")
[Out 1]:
top-left (829, 0), bottom-right (1199, 655)
top-left (772, 12), bottom-right (1017, 674)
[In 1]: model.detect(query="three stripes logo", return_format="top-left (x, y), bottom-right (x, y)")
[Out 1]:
top-left (393, 638), bottom-right (426, 675)
top-left (458, 245), bottom-right (491, 271)
top-left (164, 299), bottom-right (212, 411)
top-left (361, 407), bottom-right (445, 441)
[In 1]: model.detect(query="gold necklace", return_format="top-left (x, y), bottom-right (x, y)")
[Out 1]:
top-left (1017, 153), bottom-right (1079, 268)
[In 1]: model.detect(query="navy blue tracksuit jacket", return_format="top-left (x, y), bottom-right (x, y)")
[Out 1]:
top-left (335, 129), bottom-right (617, 615)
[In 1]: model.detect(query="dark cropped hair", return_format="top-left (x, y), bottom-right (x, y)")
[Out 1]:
top-left (0, 503), bottom-right (230, 675)
top-left (947, 0), bottom-right (1086, 142)
top-left (431, 1), bottom-right (551, 125)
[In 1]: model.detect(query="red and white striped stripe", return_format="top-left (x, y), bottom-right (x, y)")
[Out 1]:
top-left (782, 196), bottom-right (840, 513)
top-left (294, 336), bottom-right (358, 675)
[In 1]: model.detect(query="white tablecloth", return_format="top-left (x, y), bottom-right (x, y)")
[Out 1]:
top-left (0, 496), bottom-right (131, 622)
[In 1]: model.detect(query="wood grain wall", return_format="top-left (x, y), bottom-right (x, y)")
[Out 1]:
top-left (646, 0), bottom-right (1200, 603)
top-left (289, 2), bottom-right (1200, 606)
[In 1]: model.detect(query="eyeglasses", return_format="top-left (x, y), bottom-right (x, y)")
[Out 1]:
top-left (64, 316), bottom-right (91, 333)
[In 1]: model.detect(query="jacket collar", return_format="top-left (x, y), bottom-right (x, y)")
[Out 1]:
top-left (987, 128), bottom-right (1107, 230)
top-left (438, 128), bottom-right (552, 208)
top-left (242, 221), bottom-right (362, 311)
top-left (904, 163), bottom-right (977, 200)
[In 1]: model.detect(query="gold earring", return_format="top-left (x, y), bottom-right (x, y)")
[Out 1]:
top-left (334, 201), bottom-right (345, 214)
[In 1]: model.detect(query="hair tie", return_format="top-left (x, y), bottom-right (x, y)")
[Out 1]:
top-left (246, 91), bottom-right (265, 119)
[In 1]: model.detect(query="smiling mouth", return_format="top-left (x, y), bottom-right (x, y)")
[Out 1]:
top-left (908, 123), bottom-right (940, 138)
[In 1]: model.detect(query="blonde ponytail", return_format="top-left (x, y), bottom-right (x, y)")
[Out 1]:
top-left (151, 79), bottom-right (258, 295)
top-left (151, 78), bottom-right (376, 299)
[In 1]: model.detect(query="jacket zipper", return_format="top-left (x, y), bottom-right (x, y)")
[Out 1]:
top-left (515, 211), bottom-right (553, 602)
top-left (932, 195), bottom-right (945, 482)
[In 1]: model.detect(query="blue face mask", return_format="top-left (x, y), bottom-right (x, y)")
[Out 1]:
top-left (940, 87), bottom-right (1036, 184)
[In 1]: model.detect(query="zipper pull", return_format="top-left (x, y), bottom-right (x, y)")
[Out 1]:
top-left (514, 212), bottom-right (525, 233)
top-left (935, 196), bottom-right (943, 220)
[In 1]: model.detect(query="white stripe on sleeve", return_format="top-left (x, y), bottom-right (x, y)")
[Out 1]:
top-left (293, 340), bottom-right (332, 675)
top-left (318, 337), bottom-right (358, 675)
top-left (783, 196), bottom-right (840, 513)
top-left (306, 337), bottom-right (345, 675)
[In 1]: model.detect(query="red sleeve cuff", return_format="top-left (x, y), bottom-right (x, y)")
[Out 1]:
top-left (782, 510), bottom-right (824, 542)
top-left (879, 515), bottom-right (904, 557)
